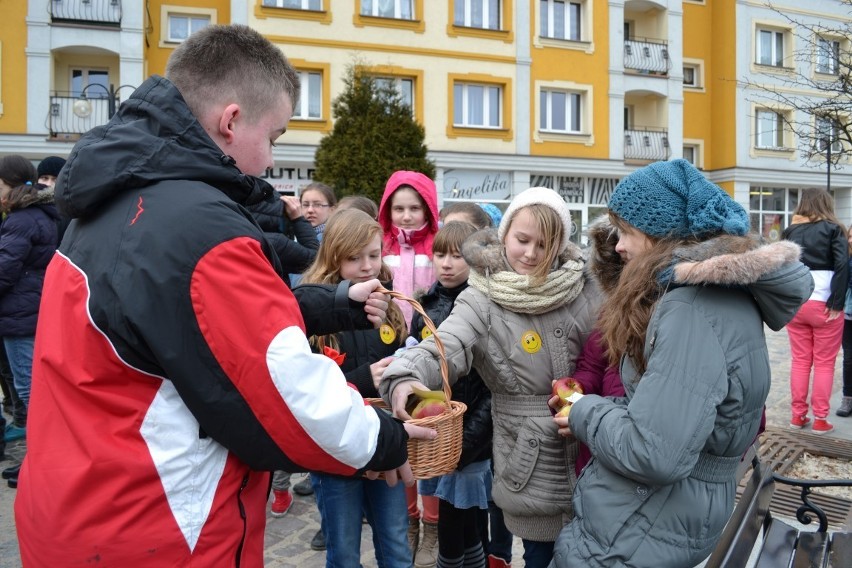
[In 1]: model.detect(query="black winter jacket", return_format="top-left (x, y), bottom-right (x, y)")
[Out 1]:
top-left (782, 218), bottom-right (849, 311)
top-left (411, 281), bottom-right (493, 469)
top-left (0, 189), bottom-right (59, 336)
top-left (246, 194), bottom-right (319, 283)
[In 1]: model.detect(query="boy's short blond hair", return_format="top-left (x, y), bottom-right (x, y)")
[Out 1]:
top-left (166, 24), bottom-right (300, 123)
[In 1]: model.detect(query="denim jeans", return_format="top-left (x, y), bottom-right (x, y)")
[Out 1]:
top-left (521, 539), bottom-right (554, 568)
top-left (312, 472), bottom-right (411, 568)
top-left (3, 336), bottom-right (34, 425)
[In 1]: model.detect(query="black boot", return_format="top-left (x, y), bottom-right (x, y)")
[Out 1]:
top-left (8, 476), bottom-right (17, 489)
top-left (2, 463), bottom-right (21, 479)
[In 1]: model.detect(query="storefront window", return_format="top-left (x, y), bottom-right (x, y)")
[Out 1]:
top-left (748, 186), bottom-right (798, 241)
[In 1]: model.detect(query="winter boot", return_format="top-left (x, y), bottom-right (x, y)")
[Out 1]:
top-left (407, 516), bottom-right (420, 559)
top-left (836, 396), bottom-right (852, 417)
top-left (415, 521), bottom-right (439, 568)
top-left (487, 555), bottom-right (511, 568)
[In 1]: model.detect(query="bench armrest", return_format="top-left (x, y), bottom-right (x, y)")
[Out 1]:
top-left (772, 473), bottom-right (852, 532)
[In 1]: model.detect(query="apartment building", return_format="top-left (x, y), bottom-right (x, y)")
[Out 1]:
top-left (0, 1), bottom-right (849, 242)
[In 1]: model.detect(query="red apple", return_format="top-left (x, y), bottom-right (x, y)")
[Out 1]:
top-left (552, 377), bottom-right (584, 408)
top-left (555, 404), bottom-right (573, 418)
top-left (410, 399), bottom-right (446, 419)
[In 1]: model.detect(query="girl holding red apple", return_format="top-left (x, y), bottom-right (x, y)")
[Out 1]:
top-left (549, 160), bottom-right (813, 568)
top-left (381, 187), bottom-right (601, 568)
top-left (298, 208), bottom-right (413, 568)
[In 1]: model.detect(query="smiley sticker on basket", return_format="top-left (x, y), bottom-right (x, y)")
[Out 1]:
top-left (521, 330), bottom-right (542, 354)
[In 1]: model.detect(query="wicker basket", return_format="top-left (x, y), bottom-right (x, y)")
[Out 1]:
top-left (367, 287), bottom-right (467, 480)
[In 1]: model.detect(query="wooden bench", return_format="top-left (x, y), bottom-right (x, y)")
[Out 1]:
top-left (705, 447), bottom-right (852, 567)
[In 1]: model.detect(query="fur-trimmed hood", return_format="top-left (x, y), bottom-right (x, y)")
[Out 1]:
top-left (587, 216), bottom-right (814, 331)
top-left (462, 227), bottom-right (585, 276)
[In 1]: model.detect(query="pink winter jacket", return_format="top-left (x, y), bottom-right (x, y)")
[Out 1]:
top-left (378, 171), bottom-right (439, 327)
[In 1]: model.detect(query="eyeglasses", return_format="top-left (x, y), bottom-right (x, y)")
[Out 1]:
top-left (301, 202), bottom-right (330, 209)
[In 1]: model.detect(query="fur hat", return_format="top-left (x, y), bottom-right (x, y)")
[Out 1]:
top-left (37, 156), bottom-right (66, 179)
top-left (609, 159), bottom-right (749, 238)
top-left (498, 187), bottom-right (573, 253)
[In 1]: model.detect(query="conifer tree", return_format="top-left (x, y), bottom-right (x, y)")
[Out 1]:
top-left (313, 64), bottom-right (435, 203)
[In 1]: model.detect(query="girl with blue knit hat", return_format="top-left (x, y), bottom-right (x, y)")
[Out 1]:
top-left (381, 186), bottom-right (601, 568)
top-left (549, 159), bottom-right (814, 568)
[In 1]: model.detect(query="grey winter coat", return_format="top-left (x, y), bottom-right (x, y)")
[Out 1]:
top-left (381, 230), bottom-right (600, 542)
top-left (551, 222), bottom-right (813, 568)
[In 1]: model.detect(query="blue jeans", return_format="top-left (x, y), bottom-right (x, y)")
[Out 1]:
top-left (4, 336), bottom-right (34, 423)
top-left (312, 472), bottom-right (411, 568)
top-left (522, 539), bottom-right (554, 568)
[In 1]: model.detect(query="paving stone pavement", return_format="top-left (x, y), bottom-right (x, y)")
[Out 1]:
top-left (1, 326), bottom-right (850, 568)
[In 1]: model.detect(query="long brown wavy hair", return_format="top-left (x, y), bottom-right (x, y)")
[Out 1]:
top-left (597, 212), bottom-right (686, 375)
top-left (301, 208), bottom-right (407, 351)
top-left (794, 188), bottom-right (845, 232)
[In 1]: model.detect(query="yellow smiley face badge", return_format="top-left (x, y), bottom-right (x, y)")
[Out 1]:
top-left (380, 323), bottom-right (397, 345)
top-left (521, 330), bottom-right (542, 354)
top-left (421, 327), bottom-right (433, 341)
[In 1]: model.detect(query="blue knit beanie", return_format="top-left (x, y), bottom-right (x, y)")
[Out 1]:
top-left (609, 159), bottom-right (749, 238)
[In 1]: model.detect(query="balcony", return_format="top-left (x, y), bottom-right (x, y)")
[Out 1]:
top-left (50, 0), bottom-right (121, 26)
top-left (624, 127), bottom-right (670, 162)
top-left (624, 38), bottom-right (669, 76)
top-left (48, 92), bottom-right (112, 137)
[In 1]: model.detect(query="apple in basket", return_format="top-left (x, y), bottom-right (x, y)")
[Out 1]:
top-left (407, 386), bottom-right (449, 419)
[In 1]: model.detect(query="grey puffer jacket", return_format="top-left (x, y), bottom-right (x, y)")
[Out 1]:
top-left (551, 221), bottom-right (813, 568)
top-left (382, 230), bottom-right (600, 541)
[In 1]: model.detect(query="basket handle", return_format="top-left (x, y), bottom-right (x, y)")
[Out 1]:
top-left (375, 285), bottom-right (451, 402)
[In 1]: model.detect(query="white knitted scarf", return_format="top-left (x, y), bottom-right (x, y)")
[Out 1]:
top-left (468, 258), bottom-right (586, 315)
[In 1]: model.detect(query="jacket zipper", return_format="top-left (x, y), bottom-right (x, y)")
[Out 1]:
top-left (234, 473), bottom-right (250, 567)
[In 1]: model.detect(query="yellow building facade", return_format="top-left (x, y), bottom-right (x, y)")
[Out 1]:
top-left (1, 1), bottom-right (850, 238)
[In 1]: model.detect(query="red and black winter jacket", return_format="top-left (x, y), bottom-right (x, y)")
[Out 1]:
top-left (15, 75), bottom-right (408, 567)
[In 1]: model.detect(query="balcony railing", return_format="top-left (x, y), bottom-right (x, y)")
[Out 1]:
top-left (624, 127), bottom-right (670, 162)
top-left (48, 92), bottom-right (112, 137)
top-left (624, 38), bottom-right (670, 75)
top-left (50, 0), bottom-right (121, 26)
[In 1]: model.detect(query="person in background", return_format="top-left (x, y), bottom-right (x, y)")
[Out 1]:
top-left (409, 221), bottom-right (493, 568)
top-left (337, 194), bottom-right (379, 220)
top-left (15, 24), bottom-right (434, 566)
top-left (36, 156), bottom-right (66, 188)
top-left (550, 159), bottom-right (812, 568)
top-left (379, 170), bottom-right (441, 565)
top-left (839, 226), bottom-right (852, 418)
top-left (478, 203), bottom-right (503, 229)
top-left (248, 187), bottom-right (319, 289)
top-left (382, 187), bottom-right (600, 568)
top-left (0, 154), bottom-right (60, 488)
top-left (782, 188), bottom-right (849, 433)
top-left (301, 208), bottom-right (411, 567)
top-left (290, 181), bottom-right (337, 288)
top-left (439, 202), bottom-right (492, 230)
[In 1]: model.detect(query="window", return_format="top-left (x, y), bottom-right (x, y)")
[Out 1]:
top-left (540, 89), bottom-right (581, 133)
top-left (816, 116), bottom-right (842, 153)
top-left (360, 0), bottom-right (413, 19)
top-left (262, 0), bottom-right (322, 8)
top-left (749, 187), bottom-right (797, 242)
top-left (817, 37), bottom-right (840, 75)
top-left (454, 83), bottom-right (502, 128)
top-left (756, 27), bottom-right (785, 67)
top-left (683, 145), bottom-right (696, 165)
top-left (540, 0), bottom-right (582, 41)
top-left (71, 69), bottom-right (109, 97)
top-left (755, 109), bottom-right (786, 149)
top-left (374, 77), bottom-right (414, 110)
top-left (454, 0), bottom-right (500, 30)
top-left (167, 14), bottom-right (210, 42)
top-left (293, 71), bottom-right (322, 119)
top-left (683, 65), bottom-right (697, 87)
